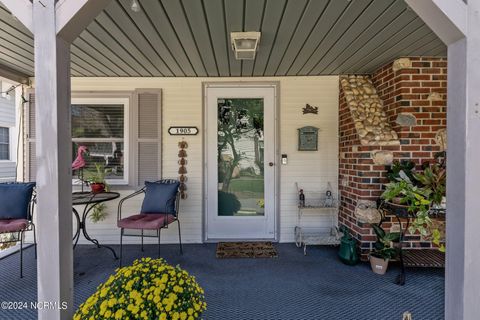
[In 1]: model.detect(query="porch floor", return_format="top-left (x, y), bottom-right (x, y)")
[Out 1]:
top-left (0, 244), bottom-right (444, 319)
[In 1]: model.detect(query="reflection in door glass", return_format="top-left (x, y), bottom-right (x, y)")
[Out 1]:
top-left (217, 98), bottom-right (264, 216)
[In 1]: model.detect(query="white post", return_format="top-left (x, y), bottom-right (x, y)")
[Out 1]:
top-left (33, 0), bottom-right (73, 319)
top-left (1, 0), bottom-right (110, 318)
top-left (446, 4), bottom-right (480, 317)
top-left (407, 0), bottom-right (480, 319)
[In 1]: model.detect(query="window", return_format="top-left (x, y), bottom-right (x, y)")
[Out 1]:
top-left (71, 98), bottom-right (129, 184)
top-left (0, 127), bottom-right (9, 160)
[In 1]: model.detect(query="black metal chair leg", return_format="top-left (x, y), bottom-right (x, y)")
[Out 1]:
top-left (20, 230), bottom-right (24, 278)
top-left (141, 229), bottom-right (144, 252)
top-left (32, 223), bottom-right (37, 259)
top-left (158, 228), bottom-right (161, 258)
top-left (177, 220), bottom-right (183, 255)
top-left (119, 228), bottom-right (124, 267)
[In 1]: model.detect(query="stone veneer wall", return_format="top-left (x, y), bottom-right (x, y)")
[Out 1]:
top-left (338, 57), bottom-right (447, 260)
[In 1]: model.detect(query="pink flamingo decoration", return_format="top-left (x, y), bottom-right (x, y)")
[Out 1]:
top-left (72, 145), bottom-right (88, 191)
top-left (72, 145), bottom-right (88, 171)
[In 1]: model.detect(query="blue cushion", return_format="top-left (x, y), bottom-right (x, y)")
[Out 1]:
top-left (0, 182), bottom-right (35, 220)
top-left (141, 181), bottom-right (180, 215)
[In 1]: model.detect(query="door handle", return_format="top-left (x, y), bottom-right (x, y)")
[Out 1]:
top-left (269, 162), bottom-right (274, 167)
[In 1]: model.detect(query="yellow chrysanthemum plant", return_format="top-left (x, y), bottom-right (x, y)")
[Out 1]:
top-left (74, 258), bottom-right (207, 320)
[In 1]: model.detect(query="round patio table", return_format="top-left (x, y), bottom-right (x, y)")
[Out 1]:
top-left (72, 191), bottom-right (120, 259)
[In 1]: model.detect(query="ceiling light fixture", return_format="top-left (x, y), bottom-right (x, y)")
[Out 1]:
top-left (230, 32), bottom-right (261, 60)
top-left (131, 0), bottom-right (140, 13)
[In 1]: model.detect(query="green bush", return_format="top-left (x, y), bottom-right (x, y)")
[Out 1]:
top-left (218, 191), bottom-right (241, 215)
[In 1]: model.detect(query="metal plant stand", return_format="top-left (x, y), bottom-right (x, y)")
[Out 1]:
top-left (380, 202), bottom-right (445, 285)
top-left (72, 191), bottom-right (120, 259)
top-left (294, 183), bottom-right (341, 255)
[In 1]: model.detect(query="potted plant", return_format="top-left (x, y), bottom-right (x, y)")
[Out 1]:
top-left (381, 173), bottom-right (431, 215)
top-left (85, 163), bottom-right (110, 194)
top-left (381, 160), bottom-right (446, 252)
top-left (369, 224), bottom-right (400, 275)
top-left (414, 163), bottom-right (446, 209)
top-left (74, 257), bottom-right (207, 320)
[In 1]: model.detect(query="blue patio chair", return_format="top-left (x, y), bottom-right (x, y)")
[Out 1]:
top-left (117, 179), bottom-right (182, 266)
top-left (0, 182), bottom-right (37, 278)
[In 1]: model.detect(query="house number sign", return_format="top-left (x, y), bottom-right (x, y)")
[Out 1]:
top-left (168, 126), bottom-right (199, 136)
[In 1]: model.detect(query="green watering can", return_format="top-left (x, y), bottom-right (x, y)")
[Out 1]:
top-left (338, 227), bottom-right (359, 266)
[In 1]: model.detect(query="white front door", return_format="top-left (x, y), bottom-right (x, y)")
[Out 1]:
top-left (205, 84), bottom-right (277, 240)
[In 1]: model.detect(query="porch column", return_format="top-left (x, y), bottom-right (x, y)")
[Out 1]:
top-left (406, 1), bottom-right (480, 319)
top-left (33, 1), bottom-right (73, 319)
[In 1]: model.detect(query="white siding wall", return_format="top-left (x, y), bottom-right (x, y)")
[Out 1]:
top-left (0, 82), bottom-right (16, 182)
top-left (58, 76), bottom-right (339, 244)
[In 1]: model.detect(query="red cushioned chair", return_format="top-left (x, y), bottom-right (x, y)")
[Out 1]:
top-left (0, 183), bottom-right (37, 278)
top-left (117, 179), bottom-right (182, 266)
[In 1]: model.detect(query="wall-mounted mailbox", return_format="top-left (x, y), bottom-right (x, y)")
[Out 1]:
top-left (298, 126), bottom-right (319, 151)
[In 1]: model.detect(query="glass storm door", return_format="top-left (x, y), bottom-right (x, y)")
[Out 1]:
top-left (205, 85), bottom-right (276, 240)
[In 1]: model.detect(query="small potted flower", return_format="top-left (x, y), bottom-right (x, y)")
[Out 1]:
top-left (74, 257), bottom-right (207, 320)
top-left (369, 224), bottom-right (400, 275)
top-left (85, 163), bottom-right (110, 194)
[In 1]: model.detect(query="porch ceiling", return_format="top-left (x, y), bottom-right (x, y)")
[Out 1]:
top-left (0, 0), bottom-right (447, 78)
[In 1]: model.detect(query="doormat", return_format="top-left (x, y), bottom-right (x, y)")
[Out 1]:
top-left (216, 242), bottom-right (278, 259)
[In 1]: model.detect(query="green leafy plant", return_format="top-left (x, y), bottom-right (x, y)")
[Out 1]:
top-left (386, 161), bottom-right (418, 186)
top-left (85, 163), bottom-right (111, 222)
top-left (218, 191), bottom-right (241, 216)
top-left (381, 166), bottom-right (445, 252)
top-left (85, 163), bottom-right (110, 186)
top-left (90, 203), bottom-right (108, 223)
top-left (371, 224), bottom-right (400, 260)
top-left (414, 163), bottom-right (446, 206)
top-left (381, 178), bottom-right (431, 213)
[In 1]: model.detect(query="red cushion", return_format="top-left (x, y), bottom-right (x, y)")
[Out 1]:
top-left (117, 214), bottom-right (176, 230)
top-left (0, 219), bottom-right (28, 233)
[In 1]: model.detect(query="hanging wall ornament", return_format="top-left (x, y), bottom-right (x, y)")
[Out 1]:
top-left (178, 139), bottom-right (188, 199)
top-left (178, 166), bottom-right (187, 174)
top-left (178, 149), bottom-right (187, 158)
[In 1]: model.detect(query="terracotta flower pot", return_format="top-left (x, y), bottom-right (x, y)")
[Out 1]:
top-left (369, 255), bottom-right (389, 275)
top-left (90, 183), bottom-right (105, 194)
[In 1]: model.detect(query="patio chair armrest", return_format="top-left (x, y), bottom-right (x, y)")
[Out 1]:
top-left (29, 189), bottom-right (37, 221)
top-left (117, 188), bottom-right (145, 221)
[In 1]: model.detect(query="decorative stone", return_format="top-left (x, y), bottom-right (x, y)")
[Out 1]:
top-left (392, 57), bottom-right (412, 72)
top-left (354, 200), bottom-right (381, 224)
top-left (428, 92), bottom-right (443, 101)
top-left (358, 128), bottom-right (368, 137)
top-left (340, 74), bottom-right (400, 146)
top-left (435, 128), bottom-right (447, 151)
top-left (371, 150), bottom-right (394, 165)
top-left (395, 113), bottom-right (417, 127)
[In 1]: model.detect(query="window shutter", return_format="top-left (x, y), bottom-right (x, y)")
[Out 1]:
top-left (136, 90), bottom-right (162, 185)
top-left (26, 93), bottom-right (36, 182)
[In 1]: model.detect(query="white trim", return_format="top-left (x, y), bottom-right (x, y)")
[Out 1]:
top-left (0, 126), bottom-right (11, 162)
top-left (55, 0), bottom-right (112, 43)
top-left (405, 0), bottom-right (466, 45)
top-left (204, 83), bottom-right (279, 241)
top-left (0, 0), bottom-right (33, 33)
top-left (71, 96), bottom-right (130, 185)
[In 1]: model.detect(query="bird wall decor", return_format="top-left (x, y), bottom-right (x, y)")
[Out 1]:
top-left (302, 104), bottom-right (318, 115)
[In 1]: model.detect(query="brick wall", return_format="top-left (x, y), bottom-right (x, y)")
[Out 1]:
top-left (338, 57), bottom-right (447, 260)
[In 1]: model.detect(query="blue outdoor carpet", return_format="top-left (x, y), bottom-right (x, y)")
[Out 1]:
top-left (0, 244), bottom-right (444, 319)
